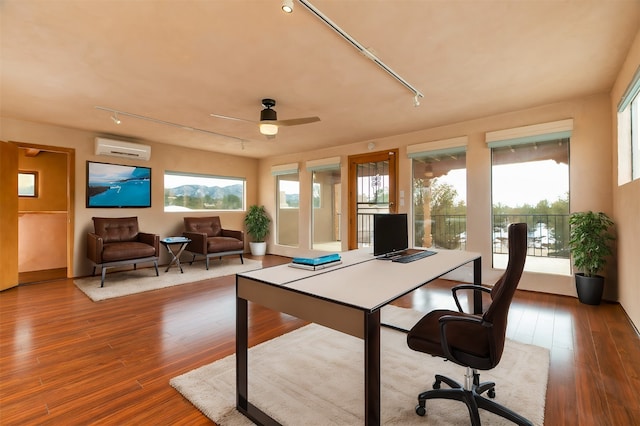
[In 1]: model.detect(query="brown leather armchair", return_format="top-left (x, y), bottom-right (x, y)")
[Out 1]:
top-left (87, 216), bottom-right (159, 287)
top-left (182, 216), bottom-right (244, 270)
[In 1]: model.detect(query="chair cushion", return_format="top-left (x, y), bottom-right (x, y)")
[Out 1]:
top-left (102, 241), bottom-right (156, 262)
top-left (206, 236), bottom-right (243, 253)
top-left (93, 217), bottom-right (140, 243)
top-left (184, 217), bottom-right (222, 237)
top-left (407, 309), bottom-right (490, 360)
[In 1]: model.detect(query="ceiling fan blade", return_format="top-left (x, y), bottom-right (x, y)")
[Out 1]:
top-left (210, 113), bottom-right (256, 124)
top-left (274, 116), bottom-right (321, 127)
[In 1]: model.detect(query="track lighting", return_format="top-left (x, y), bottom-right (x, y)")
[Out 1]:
top-left (297, 0), bottom-right (424, 106)
top-left (282, 0), bottom-right (294, 13)
top-left (95, 106), bottom-right (248, 145)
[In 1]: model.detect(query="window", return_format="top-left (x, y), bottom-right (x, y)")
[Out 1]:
top-left (617, 67), bottom-right (640, 184)
top-left (18, 171), bottom-right (38, 197)
top-left (490, 139), bottom-right (570, 275)
top-left (272, 163), bottom-right (300, 247)
top-left (276, 174), bottom-right (299, 246)
top-left (310, 166), bottom-right (341, 252)
top-left (409, 138), bottom-right (467, 250)
top-left (164, 171), bottom-right (244, 212)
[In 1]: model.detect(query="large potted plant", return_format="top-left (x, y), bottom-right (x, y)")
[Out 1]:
top-left (568, 211), bottom-right (615, 305)
top-left (244, 205), bottom-right (271, 256)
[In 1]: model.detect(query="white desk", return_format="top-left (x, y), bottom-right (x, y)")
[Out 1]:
top-left (235, 248), bottom-right (481, 425)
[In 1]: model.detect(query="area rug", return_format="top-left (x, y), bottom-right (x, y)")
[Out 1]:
top-left (74, 258), bottom-right (262, 302)
top-left (170, 305), bottom-right (549, 425)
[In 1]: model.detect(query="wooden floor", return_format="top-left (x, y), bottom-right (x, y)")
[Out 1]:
top-left (1, 255), bottom-right (639, 425)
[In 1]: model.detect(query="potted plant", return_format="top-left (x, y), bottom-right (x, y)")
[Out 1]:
top-left (568, 211), bottom-right (615, 305)
top-left (244, 205), bottom-right (271, 256)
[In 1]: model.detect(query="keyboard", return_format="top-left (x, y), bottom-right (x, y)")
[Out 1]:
top-left (392, 250), bottom-right (437, 263)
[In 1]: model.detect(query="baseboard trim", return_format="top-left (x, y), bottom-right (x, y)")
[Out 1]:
top-left (19, 268), bottom-right (67, 284)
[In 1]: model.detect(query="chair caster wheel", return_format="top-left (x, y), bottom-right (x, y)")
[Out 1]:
top-left (488, 388), bottom-right (496, 398)
top-left (432, 380), bottom-right (441, 390)
top-left (415, 404), bottom-right (426, 416)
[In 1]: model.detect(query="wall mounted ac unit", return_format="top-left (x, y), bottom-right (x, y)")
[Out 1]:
top-left (94, 138), bottom-right (151, 161)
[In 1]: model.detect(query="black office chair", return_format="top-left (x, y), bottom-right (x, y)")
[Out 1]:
top-left (406, 223), bottom-right (532, 426)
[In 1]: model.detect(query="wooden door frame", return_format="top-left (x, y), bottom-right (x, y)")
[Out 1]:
top-left (10, 142), bottom-right (75, 283)
top-left (347, 149), bottom-right (398, 250)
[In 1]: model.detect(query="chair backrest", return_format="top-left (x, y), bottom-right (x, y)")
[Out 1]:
top-left (482, 222), bottom-right (528, 364)
top-left (183, 216), bottom-right (222, 237)
top-left (93, 217), bottom-right (140, 243)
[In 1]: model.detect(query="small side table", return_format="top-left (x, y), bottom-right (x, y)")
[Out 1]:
top-left (160, 237), bottom-right (191, 273)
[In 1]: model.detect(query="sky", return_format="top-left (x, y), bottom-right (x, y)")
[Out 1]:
top-left (439, 159), bottom-right (569, 207)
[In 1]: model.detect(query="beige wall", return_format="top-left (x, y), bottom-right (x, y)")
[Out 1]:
top-left (259, 94), bottom-right (615, 302)
top-left (611, 29), bottom-right (640, 331)
top-left (1, 117), bottom-right (259, 277)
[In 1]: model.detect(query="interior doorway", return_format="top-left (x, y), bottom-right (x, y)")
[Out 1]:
top-left (347, 149), bottom-right (398, 250)
top-left (14, 142), bottom-right (75, 284)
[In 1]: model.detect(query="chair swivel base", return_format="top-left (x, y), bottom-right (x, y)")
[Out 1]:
top-left (415, 373), bottom-right (533, 426)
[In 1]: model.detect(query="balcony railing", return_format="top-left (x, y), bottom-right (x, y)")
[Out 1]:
top-left (359, 211), bottom-right (570, 259)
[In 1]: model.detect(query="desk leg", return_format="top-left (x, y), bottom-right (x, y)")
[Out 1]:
top-left (473, 257), bottom-right (482, 315)
top-left (364, 310), bottom-right (381, 426)
top-left (236, 291), bottom-right (249, 412)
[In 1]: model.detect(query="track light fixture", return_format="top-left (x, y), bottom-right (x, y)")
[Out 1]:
top-left (296, 0), bottom-right (424, 106)
top-left (282, 0), bottom-right (294, 13)
top-left (95, 106), bottom-right (248, 145)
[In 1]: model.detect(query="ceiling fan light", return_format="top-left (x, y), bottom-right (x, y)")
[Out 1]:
top-left (260, 123), bottom-right (278, 135)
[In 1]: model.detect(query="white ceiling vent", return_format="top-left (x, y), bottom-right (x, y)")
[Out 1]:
top-left (95, 138), bottom-right (151, 161)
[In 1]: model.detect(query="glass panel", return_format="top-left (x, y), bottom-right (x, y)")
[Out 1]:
top-left (412, 152), bottom-right (466, 250)
top-left (276, 173), bottom-right (299, 246)
top-left (356, 160), bottom-right (389, 248)
top-left (491, 138), bottom-right (570, 275)
top-left (164, 171), bottom-right (244, 212)
top-left (312, 169), bottom-right (341, 251)
top-left (18, 171), bottom-right (38, 197)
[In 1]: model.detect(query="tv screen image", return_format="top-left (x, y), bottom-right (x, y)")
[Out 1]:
top-left (87, 161), bottom-right (151, 208)
top-left (373, 213), bottom-right (409, 257)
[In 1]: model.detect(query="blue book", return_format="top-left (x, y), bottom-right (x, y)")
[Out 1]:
top-left (292, 253), bottom-right (341, 266)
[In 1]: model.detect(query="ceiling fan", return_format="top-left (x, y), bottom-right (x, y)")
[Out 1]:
top-left (210, 98), bottom-right (320, 138)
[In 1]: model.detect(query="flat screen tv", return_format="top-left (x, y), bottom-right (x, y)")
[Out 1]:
top-left (373, 213), bottom-right (408, 257)
top-left (86, 161), bottom-right (151, 208)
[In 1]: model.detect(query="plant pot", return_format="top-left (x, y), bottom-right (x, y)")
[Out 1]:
top-left (249, 241), bottom-right (267, 256)
top-left (575, 273), bottom-right (604, 305)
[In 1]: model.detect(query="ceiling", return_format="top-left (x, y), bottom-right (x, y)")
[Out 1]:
top-left (2, 1), bottom-right (639, 159)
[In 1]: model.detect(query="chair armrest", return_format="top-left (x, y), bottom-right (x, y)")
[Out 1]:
top-left (451, 284), bottom-right (492, 313)
top-left (222, 228), bottom-right (244, 241)
top-left (183, 231), bottom-right (207, 254)
top-left (87, 232), bottom-right (103, 263)
top-left (138, 232), bottom-right (160, 256)
top-left (438, 314), bottom-right (493, 366)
